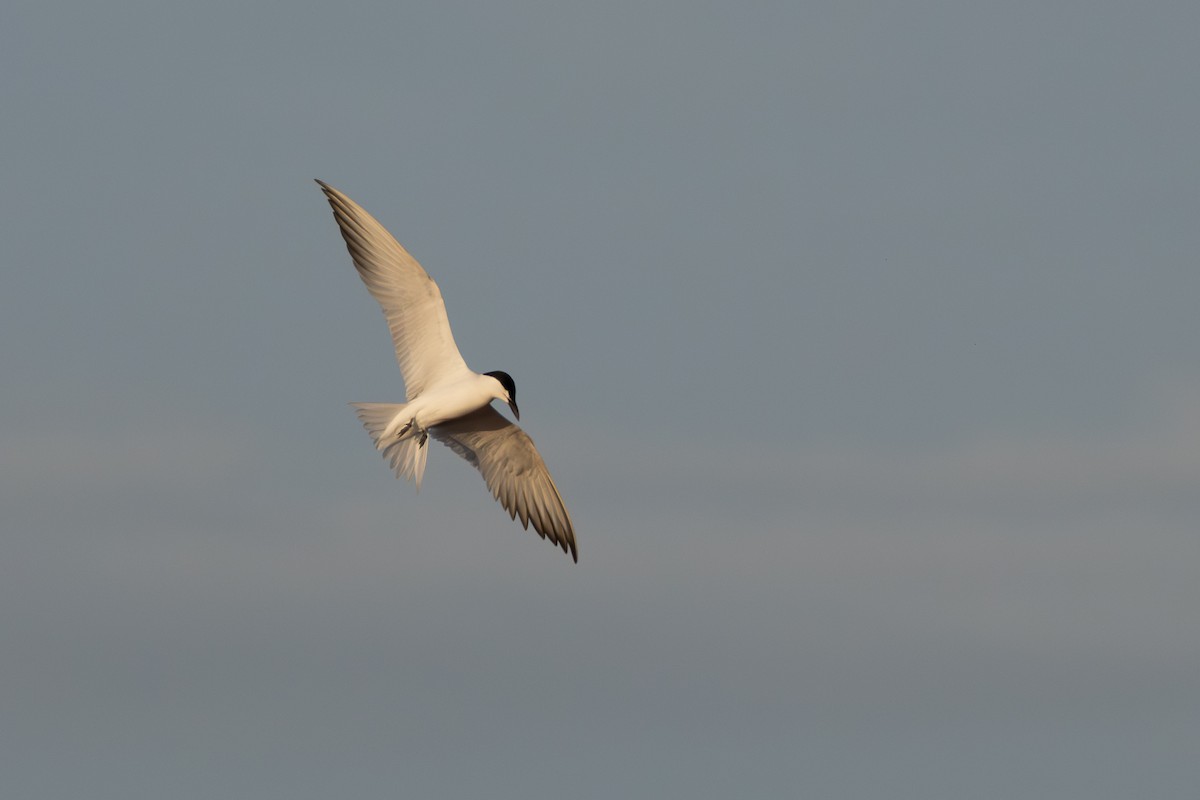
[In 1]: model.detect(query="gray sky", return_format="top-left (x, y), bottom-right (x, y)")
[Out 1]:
top-left (3, 2), bottom-right (1198, 797)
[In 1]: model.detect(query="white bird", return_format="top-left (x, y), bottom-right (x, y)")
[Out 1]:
top-left (318, 180), bottom-right (577, 562)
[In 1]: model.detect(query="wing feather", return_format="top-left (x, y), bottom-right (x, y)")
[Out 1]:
top-left (431, 407), bottom-right (577, 562)
top-left (317, 181), bottom-right (470, 398)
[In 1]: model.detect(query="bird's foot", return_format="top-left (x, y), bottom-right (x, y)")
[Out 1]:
top-left (395, 419), bottom-right (426, 447)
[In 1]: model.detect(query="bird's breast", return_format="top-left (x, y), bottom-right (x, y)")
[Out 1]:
top-left (411, 376), bottom-right (497, 429)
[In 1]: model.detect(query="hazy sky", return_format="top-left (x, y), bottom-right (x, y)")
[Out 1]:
top-left (3, 2), bottom-right (1199, 797)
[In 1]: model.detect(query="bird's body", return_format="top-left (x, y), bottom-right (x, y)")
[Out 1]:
top-left (381, 373), bottom-right (512, 438)
top-left (317, 180), bottom-right (577, 561)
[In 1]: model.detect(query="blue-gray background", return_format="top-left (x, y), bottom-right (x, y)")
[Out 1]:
top-left (3, 2), bottom-right (1198, 797)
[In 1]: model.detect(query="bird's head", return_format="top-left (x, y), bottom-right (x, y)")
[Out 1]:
top-left (484, 370), bottom-right (520, 420)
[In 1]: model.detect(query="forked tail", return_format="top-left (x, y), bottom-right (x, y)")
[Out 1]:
top-left (350, 402), bottom-right (429, 490)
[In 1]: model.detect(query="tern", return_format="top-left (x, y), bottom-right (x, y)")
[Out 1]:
top-left (317, 180), bottom-right (577, 562)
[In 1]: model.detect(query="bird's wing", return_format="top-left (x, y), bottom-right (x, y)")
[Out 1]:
top-left (318, 180), bottom-right (470, 399)
top-left (431, 406), bottom-right (577, 562)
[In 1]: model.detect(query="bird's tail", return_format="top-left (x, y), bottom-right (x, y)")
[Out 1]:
top-left (351, 402), bottom-right (429, 490)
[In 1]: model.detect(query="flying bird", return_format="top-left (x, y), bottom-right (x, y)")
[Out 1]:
top-left (318, 180), bottom-right (577, 562)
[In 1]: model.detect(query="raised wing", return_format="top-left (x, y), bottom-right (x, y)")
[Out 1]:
top-left (318, 180), bottom-right (470, 399)
top-left (432, 406), bottom-right (577, 562)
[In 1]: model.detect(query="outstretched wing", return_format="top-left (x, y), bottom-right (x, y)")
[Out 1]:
top-left (432, 406), bottom-right (577, 562)
top-left (318, 180), bottom-right (471, 399)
